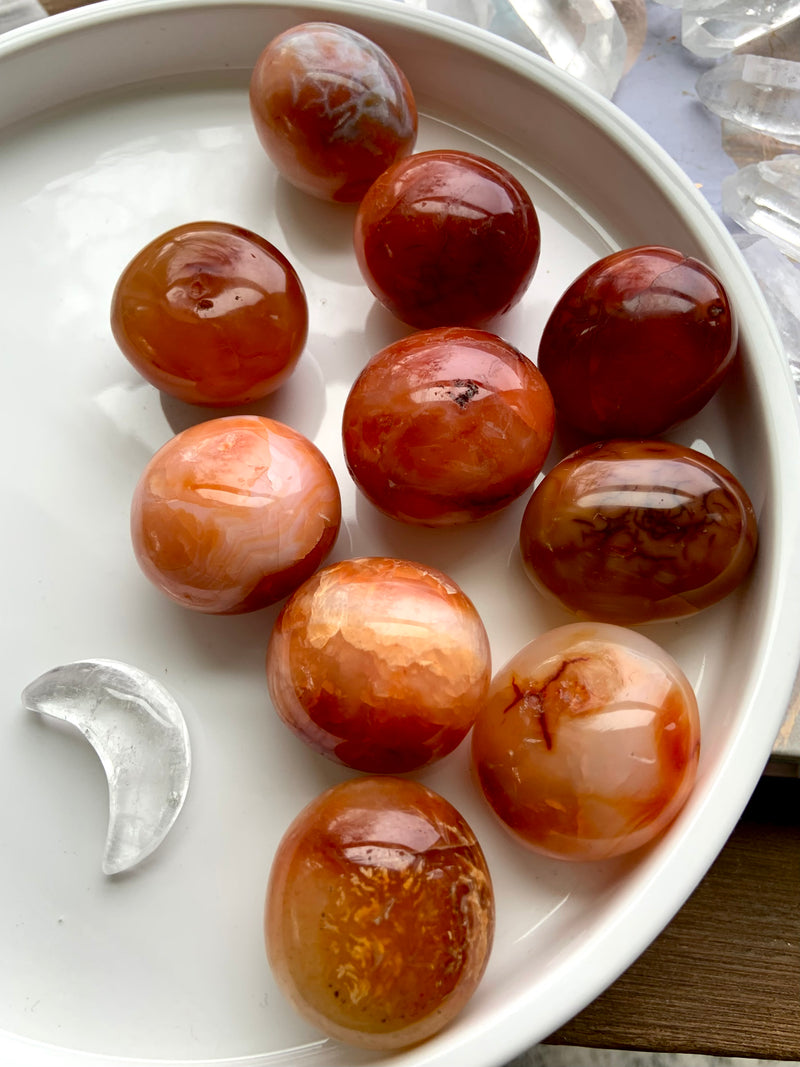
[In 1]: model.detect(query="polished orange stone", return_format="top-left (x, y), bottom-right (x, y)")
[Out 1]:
top-left (265, 776), bottom-right (494, 1049)
top-left (471, 622), bottom-right (701, 860)
top-left (342, 327), bottom-right (555, 525)
top-left (131, 416), bottom-right (341, 614)
top-left (266, 556), bottom-right (491, 771)
top-left (519, 438), bottom-right (758, 624)
top-left (111, 221), bottom-right (308, 406)
top-left (249, 22), bottom-right (417, 202)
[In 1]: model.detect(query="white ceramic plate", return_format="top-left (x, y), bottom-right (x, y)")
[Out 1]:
top-left (1, 2), bottom-right (799, 1065)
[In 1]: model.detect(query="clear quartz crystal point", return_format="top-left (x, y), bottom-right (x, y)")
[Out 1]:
top-left (722, 153), bottom-right (800, 260)
top-left (398, 0), bottom-right (628, 97)
top-left (681, 0), bottom-right (800, 57)
top-left (696, 55), bottom-right (800, 145)
top-left (615, 0), bottom-right (648, 73)
top-left (735, 233), bottom-right (800, 389)
top-left (721, 117), bottom-right (796, 168)
top-left (23, 659), bottom-right (191, 875)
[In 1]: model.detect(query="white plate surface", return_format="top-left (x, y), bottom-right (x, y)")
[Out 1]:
top-left (1, 2), bottom-right (799, 1065)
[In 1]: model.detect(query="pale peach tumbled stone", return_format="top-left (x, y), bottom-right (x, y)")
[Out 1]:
top-left (131, 415), bottom-right (341, 614)
top-left (472, 622), bottom-right (701, 860)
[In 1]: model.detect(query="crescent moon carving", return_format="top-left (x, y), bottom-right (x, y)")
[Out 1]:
top-left (22, 659), bottom-right (192, 875)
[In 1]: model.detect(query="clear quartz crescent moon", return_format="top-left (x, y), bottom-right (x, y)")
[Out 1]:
top-left (22, 659), bottom-right (192, 875)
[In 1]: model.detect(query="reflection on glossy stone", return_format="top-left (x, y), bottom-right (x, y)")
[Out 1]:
top-left (722, 153), bottom-right (800, 260)
top-left (267, 557), bottom-right (491, 772)
top-left (23, 659), bottom-right (191, 875)
top-left (265, 776), bottom-right (494, 1048)
top-left (471, 622), bottom-right (701, 860)
top-left (682, 0), bottom-right (800, 57)
top-left (696, 55), bottom-right (800, 145)
top-left (519, 438), bottom-right (758, 624)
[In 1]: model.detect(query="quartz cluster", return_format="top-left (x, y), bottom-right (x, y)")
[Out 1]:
top-left (393, 0), bottom-right (631, 96)
top-left (722, 153), bottom-right (800, 258)
top-left (690, 32), bottom-right (800, 392)
top-left (735, 233), bottom-right (800, 388)
top-left (682, 0), bottom-right (800, 57)
top-left (698, 55), bottom-right (800, 260)
top-left (697, 55), bottom-right (800, 145)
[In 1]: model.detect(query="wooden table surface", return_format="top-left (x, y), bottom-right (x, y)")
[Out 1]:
top-left (549, 772), bottom-right (800, 1061)
top-left (9, 0), bottom-right (800, 1059)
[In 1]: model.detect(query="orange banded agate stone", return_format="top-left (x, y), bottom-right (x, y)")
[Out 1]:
top-left (266, 556), bottom-right (491, 772)
top-left (265, 776), bottom-right (494, 1048)
top-left (131, 416), bottom-right (341, 614)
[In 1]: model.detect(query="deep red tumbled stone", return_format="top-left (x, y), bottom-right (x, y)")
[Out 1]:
top-left (342, 327), bottom-right (555, 525)
top-left (537, 245), bottom-right (738, 437)
top-left (354, 150), bottom-right (541, 328)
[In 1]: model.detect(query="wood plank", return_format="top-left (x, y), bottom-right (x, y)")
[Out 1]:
top-left (547, 776), bottom-right (800, 1059)
top-left (40, 0), bottom-right (96, 13)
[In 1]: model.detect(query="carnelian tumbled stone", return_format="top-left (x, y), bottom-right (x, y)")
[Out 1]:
top-left (519, 439), bottom-right (758, 624)
top-left (249, 23), bottom-right (417, 202)
top-left (265, 776), bottom-right (494, 1049)
top-left (354, 149), bottom-right (541, 328)
top-left (111, 221), bottom-right (308, 406)
top-left (342, 327), bottom-right (555, 525)
top-left (266, 557), bottom-right (491, 772)
top-left (131, 416), bottom-right (340, 614)
top-left (537, 246), bottom-right (738, 437)
top-left (471, 623), bottom-right (701, 860)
